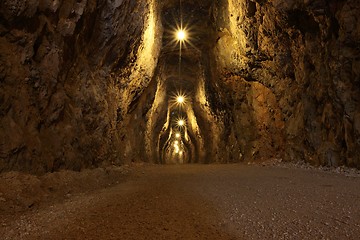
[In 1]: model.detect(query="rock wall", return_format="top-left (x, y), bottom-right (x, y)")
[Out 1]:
top-left (216, 0), bottom-right (360, 167)
top-left (0, 0), bottom-right (160, 173)
top-left (1, 0), bottom-right (359, 172)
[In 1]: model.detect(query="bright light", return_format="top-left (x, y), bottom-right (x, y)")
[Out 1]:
top-left (176, 29), bottom-right (186, 41)
top-left (169, 24), bottom-right (194, 48)
top-left (179, 151), bottom-right (183, 156)
top-left (174, 140), bottom-right (179, 145)
top-left (176, 95), bottom-right (185, 104)
top-left (177, 119), bottom-right (185, 127)
top-left (172, 92), bottom-right (188, 107)
top-left (175, 133), bottom-right (181, 138)
top-left (174, 143), bottom-right (179, 153)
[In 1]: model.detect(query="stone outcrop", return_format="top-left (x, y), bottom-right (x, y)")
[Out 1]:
top-left (217, 0), bottom-right (360, 167)
top-left (0, 0), bottom-right (160, 173)
top-left (0, 0), bottom-right (359, 173)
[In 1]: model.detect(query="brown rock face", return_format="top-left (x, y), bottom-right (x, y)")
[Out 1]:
top-left (218, 0), bottom-right (360, 168)
top-left (0, 0), bottom-right (160, 173)
top-left (0, 0), bottom-right (359, 173)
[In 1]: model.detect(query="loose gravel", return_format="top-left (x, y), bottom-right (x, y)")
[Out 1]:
top-left (1, 164), bottom-right (359, 239)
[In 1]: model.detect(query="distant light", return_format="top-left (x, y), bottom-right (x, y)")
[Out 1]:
top-left (176, 95), bottom-right (185, 104)
top-left (179, 151), bottom-right (183, 156)
top-left (176, 29), bottom-right (186, 41)
top-left (174, 143), bottom-right (179, 153)
top-left (172, 92), bottom-right (188, 107)
top-left (174, 140), bottom-right (179, 145)
top-left (177, 119), bottom-right (185, 127)
top-left (175, 133), bottom-right (181, 138)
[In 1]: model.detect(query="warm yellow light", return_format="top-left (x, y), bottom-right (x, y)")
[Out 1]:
top-left (174, 140), bottom-right (179, 145)
top-left (176, 30), bottom-right (186, 41)
top-left (177, 119), bottom-right (185, 127)
top-left (174, 143), bottom-right (179, 153)
top-left (176, 95), bottom-right (185, 104)
top-left (172, 92), bottom-right (188, 107)
top-left (175, 133), bottom-right (181, 138)
top-left (179, 151), bottom-right (183, 156)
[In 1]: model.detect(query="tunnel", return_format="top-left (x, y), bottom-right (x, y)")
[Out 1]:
top-left (1, 1), bottom-right (360, 238)
top-left (0, 0), bottom-right (360, 171)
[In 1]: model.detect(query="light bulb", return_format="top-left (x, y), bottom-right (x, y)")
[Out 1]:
top-left (177, 119), bottom-right (185, 126)
top-left (176, 95), bottom-right (185, 104)
top-left (176, 30), bottom-right (186, 41)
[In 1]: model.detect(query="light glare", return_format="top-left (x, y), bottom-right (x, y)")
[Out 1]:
top-left (172, 92), bottom-right (188, 107)
top-left (177, 119), bottom-right (185, 126)
top-left (176, 95), bottom-right (185, 104)
top-left (176, 30), bottom-right (186, 41)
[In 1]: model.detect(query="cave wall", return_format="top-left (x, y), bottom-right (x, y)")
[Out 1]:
top-left (0, 0), bottom-right (160, 173)
top-left (1, 0), bottom-right (359, 172)
top-left (217, 0), bottom-right (360, 167)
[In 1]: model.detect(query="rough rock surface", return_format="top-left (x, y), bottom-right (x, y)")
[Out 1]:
top-left (0, 0), bottom-right (161, 173)
top-left (215, 0), bottom-right (360, 167)
top-left (0, 0), bottom-right (360, 172)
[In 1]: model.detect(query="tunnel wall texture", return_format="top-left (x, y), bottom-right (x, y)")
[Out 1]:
top-left (0, 0), bottom-right (359, 173)
top-left (0, 0), bottom-right (160, 173)
top-left (217, 0), bottom-right (360, 167)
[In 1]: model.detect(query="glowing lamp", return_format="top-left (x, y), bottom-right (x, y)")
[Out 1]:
top-left (176, 95), bottom-right (185, 104)
top-left (175, 133), bottom-right (181, 138)
top-left (176, 29), bottom-right (186, 41)
top-left (177, 119), bottom-right (185, 127)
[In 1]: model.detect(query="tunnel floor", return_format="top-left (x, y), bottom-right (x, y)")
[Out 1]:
top-left (1, 164), bottom-right (360, 239)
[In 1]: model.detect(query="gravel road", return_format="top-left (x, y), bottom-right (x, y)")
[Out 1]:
top-left (1, 164), bottom-right (359, 239)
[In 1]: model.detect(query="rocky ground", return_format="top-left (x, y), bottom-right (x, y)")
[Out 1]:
top-left (0, 163), bottom-right (359, 239)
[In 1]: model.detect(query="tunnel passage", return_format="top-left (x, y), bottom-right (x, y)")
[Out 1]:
top-left (0, 0), bottom-right (360, 173)
top-left (144, 0), bottom-right (223, 164)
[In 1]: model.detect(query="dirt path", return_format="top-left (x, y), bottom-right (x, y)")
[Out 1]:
top-left (1, 164), bottom-right (360, 239)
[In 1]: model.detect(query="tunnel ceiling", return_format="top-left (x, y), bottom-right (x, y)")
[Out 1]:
top-left (0, 0), bottom-right (360, 173)
top-left (160, 1), bottom-right (216, 82)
